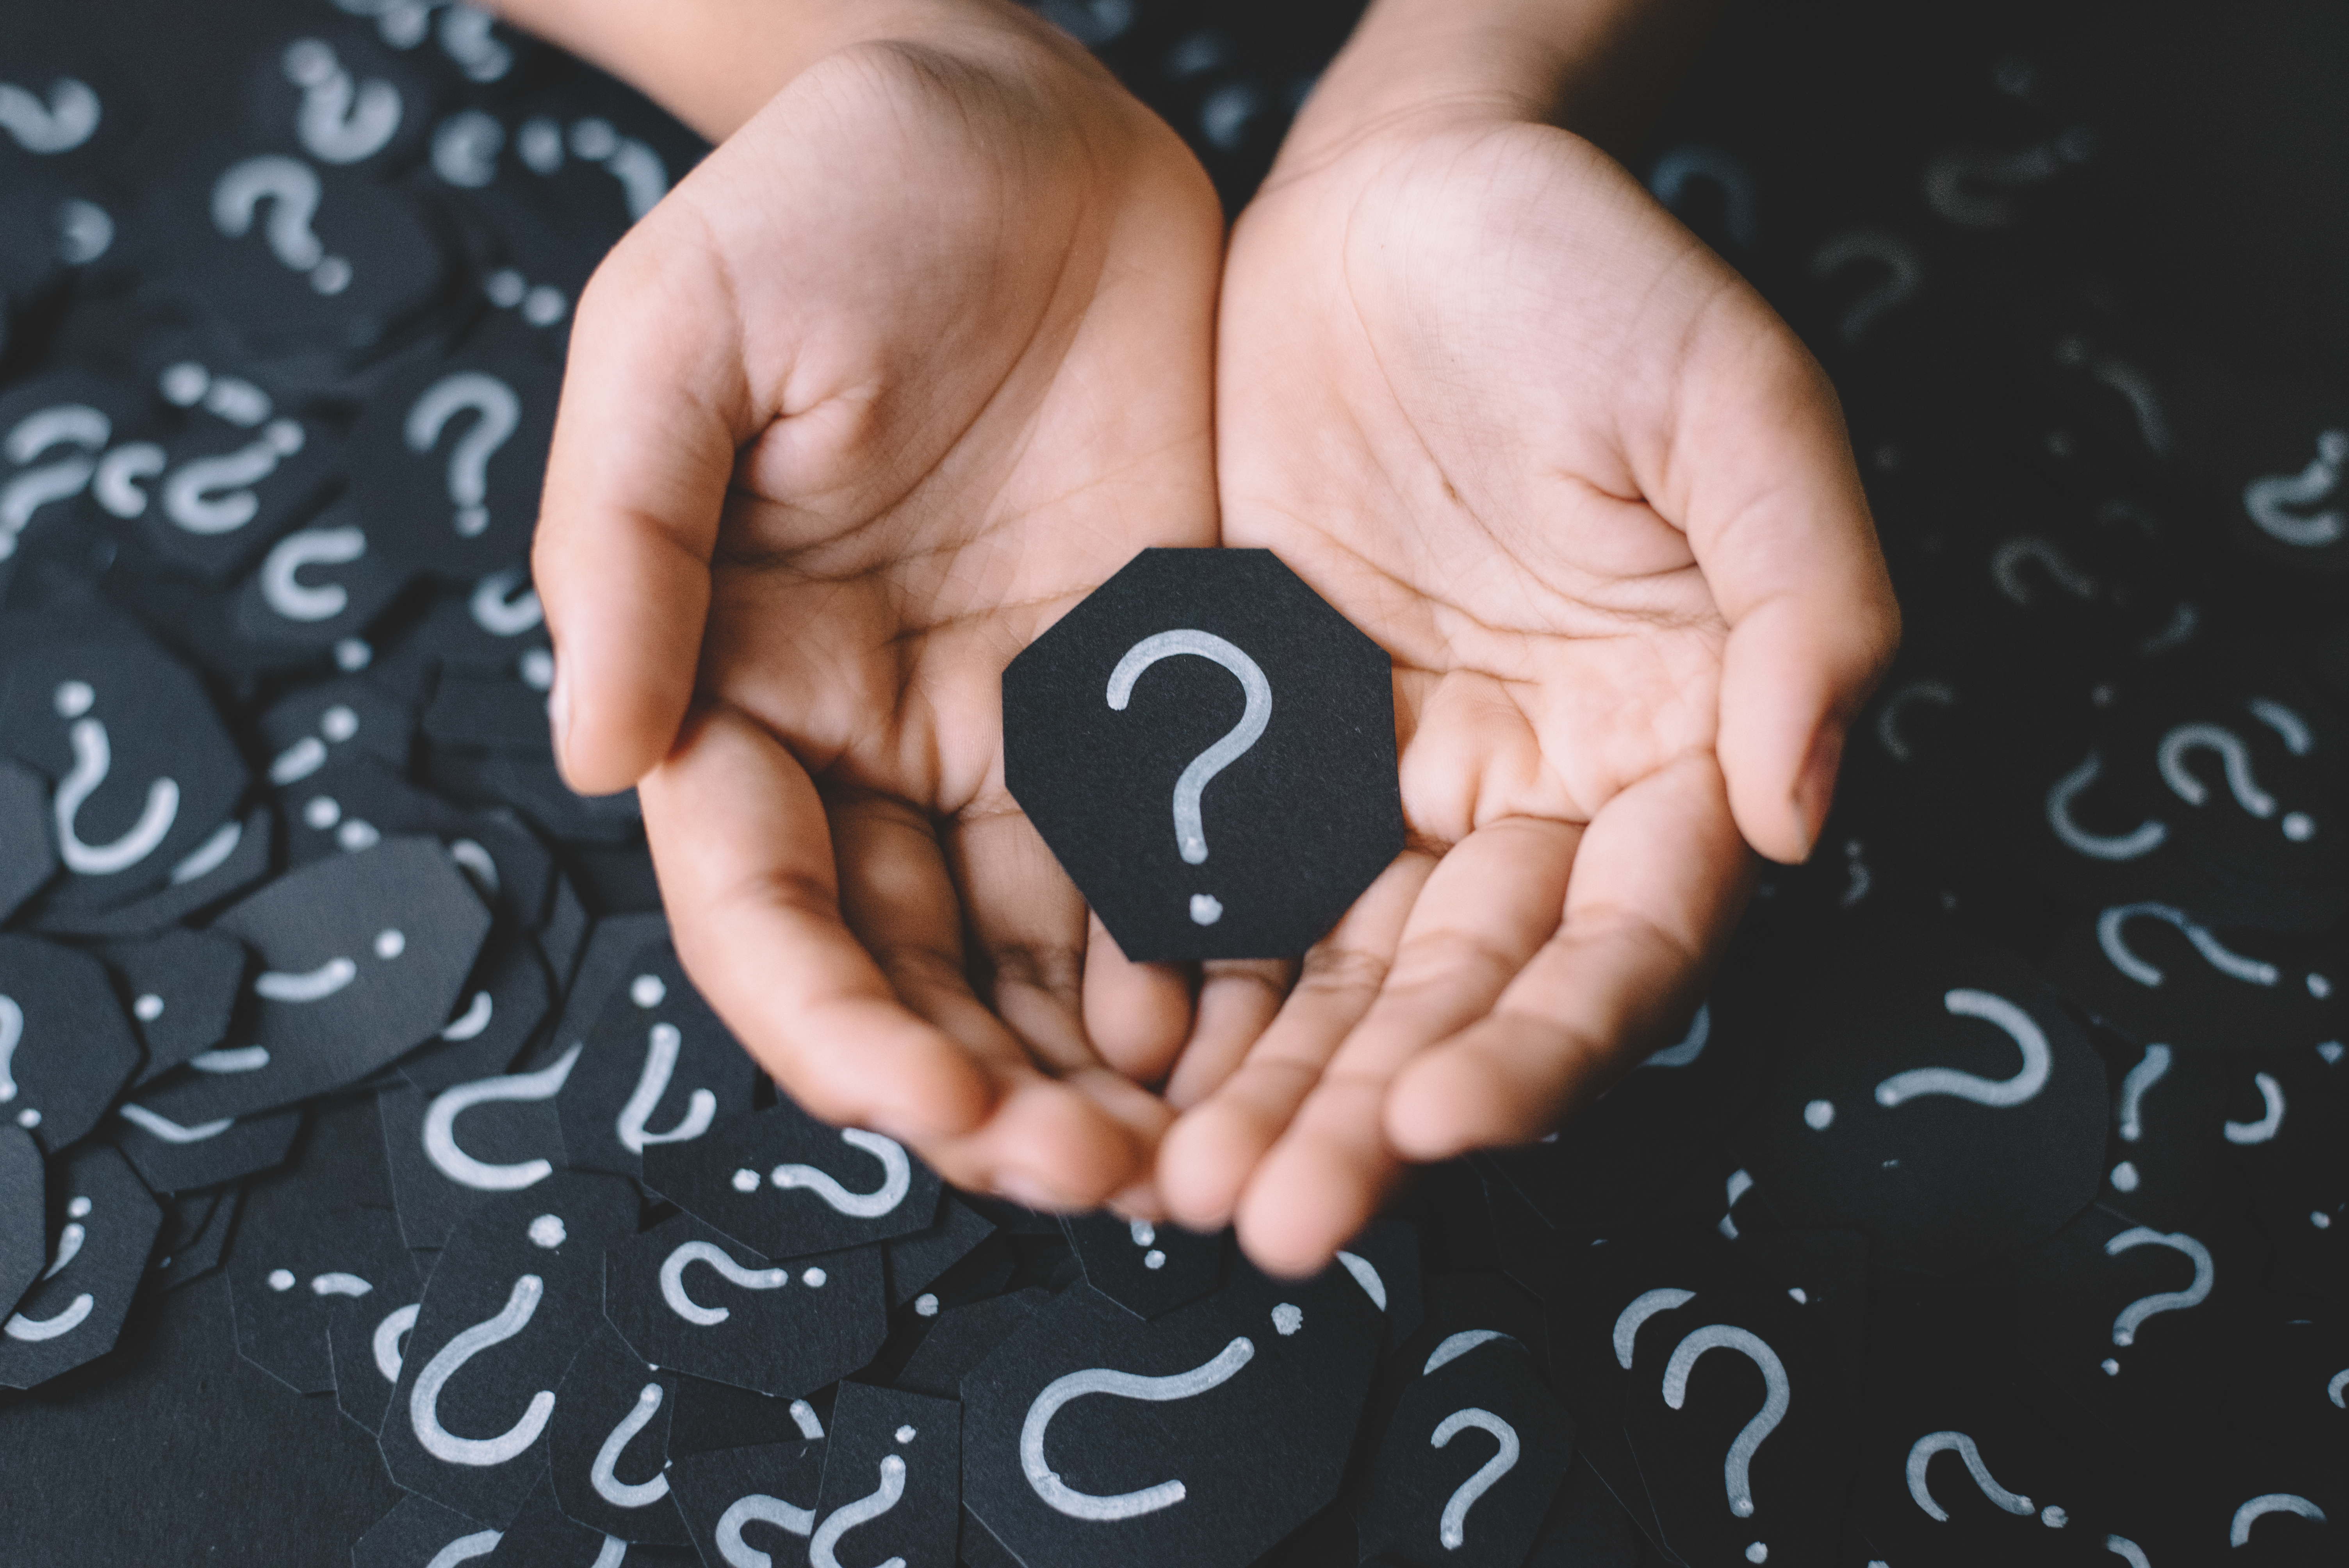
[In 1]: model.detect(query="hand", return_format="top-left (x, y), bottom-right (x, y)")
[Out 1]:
top-left (1158, 63), bottom-right (1898, 1271)
top-left (529, 3), bottom-right (1228, 1210)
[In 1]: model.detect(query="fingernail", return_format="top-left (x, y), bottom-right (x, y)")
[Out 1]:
top-left (1791, 725), bottom-right (1843, 862)
top-left (991, 1170), bottom-right (1068, 1212)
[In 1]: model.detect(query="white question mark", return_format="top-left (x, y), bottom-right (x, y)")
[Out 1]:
top-left (409, 1273), bottom-right (555, 1466)
top-left (1801, 989), bottom-right (2050, 1131)
top-left (2045, 750), bottom-right (2168, 863)
top-left (2109, 1043), bottom-right (2171, 1193)
top-left (422, 1044), bottom-right (580, 1191)
top-left (1807, 230), bottom-right (1923, 347)
top-left (1906, 1430), bottom-right (2069, 1529)
top-left (659, 1240), bottom-right (790, 1326)
top-left (809, 1451), bottom-right (909, 1568)
top-left (211, 156), bottom-right (351, 295)
top-left (2158, 722), bottom-right (2315, 841)
top-left (283, 39), bottom-right (401, 165)
top-left (2232, 1493), bottom-right (2328, 1545)
top-left (1106, 629), bottom-right (1273, 927)
top-left (758, 1128), bottom-right (912, 1218)
top-left (2094, 902), bottom-right (2331, 1000)
top-left (591, 1383), bottom-right (670, 1508)
top-left (2099, 1228), bottom-right (2214, 1377)
top-left (1126, 1218), bottom-right (1167, 1270)
top-left (1648, 146), bottom-right (1756, 251)
top-left (1661, 1325), bottom-right (1791, 1564)
top-left (1430, 1409), bottom-right (1520, 1551)
top-left (405, 372), bottom-right (521, 540)
top-left (260, 526), bottom-right (370, 625)
top-left (1922, 128), bottom-right (2095, 228)
top-left (4, 1194), bottom-right (97, 1342)
top-left (2223, 1073), bottom-right (2285, 1145)
top-left (1, 404), bottom-right (110, 558)
top-left (0, 78), bottom-right (99, 153)
top-left (2243, 430), bottom-right (2347, 549)
top-left (1022, 1336), bottom-right (1257, 1520)
top-left (50, 679), bottom-right (182, 879)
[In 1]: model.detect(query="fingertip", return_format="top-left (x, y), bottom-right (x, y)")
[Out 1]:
top-left (1231, 1138), bottom-right (1390, 1281)
top-left (1155, 1107), bottom-right (1249, 1233)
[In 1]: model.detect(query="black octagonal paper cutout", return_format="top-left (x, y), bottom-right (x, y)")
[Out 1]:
top-left (1003, 549), bottom-right (1402, 961)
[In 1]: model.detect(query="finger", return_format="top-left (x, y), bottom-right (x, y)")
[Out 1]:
top-left (942, 807), bottom-right (1103, 1076)
top-left (1670, 314), bottom-right (1900, 862)
top-left (1157, 850), bottom-right (1430, 1231)
top-left (1161, 958), bottom-right (1292, 1109)
top-left (830, 792), bottom-right (1155, 1207)
top-left (1080, 913), bottom-right (1196, 1086)
top-left (1231, 821), bottom-right (1580, 1275)
top-left (642, 706), bottom-right (993, 1142)
top-left (1387, 754), bottom-right (1751, 1160)
top-left (534, 218), bottom-right (751, 794)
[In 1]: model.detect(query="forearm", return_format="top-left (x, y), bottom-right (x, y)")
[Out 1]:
top-left (1285, 0), bottom-right (1724, 167)
top-left (486, 0), bottom-right (1067, 142)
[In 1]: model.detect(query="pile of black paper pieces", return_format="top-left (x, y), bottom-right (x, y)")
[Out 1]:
top-left (0, 1), bottom-right (2342, 1564)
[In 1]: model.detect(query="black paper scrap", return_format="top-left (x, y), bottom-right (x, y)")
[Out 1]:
top-left (667, 1440), bottom-right (827, 1568)
top-left (545, 1322), bottom-right (692, 1545)
top-left (1732, 914), bottom-right (2108, 1274)
top-left (0, 1143), bottom-right (160, 1388)
top-left (641, 1100), bottom-right (941, 1261)
top-left (229, 1201), bottom-right (416, 1395)
top-left (378, 1172), bottom-right (640, 1526)
top-left (0, 932), bottom-right (144, 1152)
top-left (137, 836), bottom-right (491, 1122)
top-left (807, 1382), bottom-right (959, 1568)
top-left (1352, 1319), bottom-right (1576, 1568)
top-left (554, 941), bottom-right (760, 1180)
top-left (961, 1258), bottom-right (1382, 1568)
top-left (604, 1210), bottom-right (887, 1401)
top-left (379, 1044), bottom-right (571, 1251)
top-left (1002, 548), bottom-right (1403, 962)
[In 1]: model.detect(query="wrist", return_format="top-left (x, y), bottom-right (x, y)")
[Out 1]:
top-left (488, 0), bottom-right (1085, 142)
top-left (1277, 0), bottom-right (1720, 176)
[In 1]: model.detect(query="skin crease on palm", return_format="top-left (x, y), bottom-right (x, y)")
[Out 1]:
top-left (512, 0), bottom-right (1900, 1279)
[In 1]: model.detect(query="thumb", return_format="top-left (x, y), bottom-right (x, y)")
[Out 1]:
top-left (531, 228), bottom-right (750, 795)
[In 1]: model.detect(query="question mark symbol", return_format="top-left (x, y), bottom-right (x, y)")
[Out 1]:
top-left (2242, 429), bottom-right (2347, 549)
top-left (1659, 1325), bottom-right (1790, 1564)
top-left (1807, 229), bottom-right (1923, 347)
top-left (1801, 988), bottom-right (2051, 1131)
top-left (2093, 901), bottom-right (2331, 1001)
top-left (2158, 722), bottom-right (2315, 842)
top-left (1429, 1408), bottom-right (1520, 1551)
top-left (405, 372), bottom-right (521, 540)
top-left (2098, 1227), bottom-right (2214, 1377)
top-left (1907, 1430), bottom-right (2069, 1529)
top-left (1107, 630), bottom-right (1273, 927)
top-left (210, 156), bottom-right (351, 295)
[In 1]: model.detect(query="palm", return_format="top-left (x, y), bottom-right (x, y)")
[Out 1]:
top-left (1165, 120), bottom-right (1896, 1270)
top-left (536, 34), bottom-right (1226, 1206)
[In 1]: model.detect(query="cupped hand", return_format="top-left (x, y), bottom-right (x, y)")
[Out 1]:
top-left (531, 9), bottom-right (1227, 1210)
top-left (1158, 108), bottom-right (1900, 1272)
